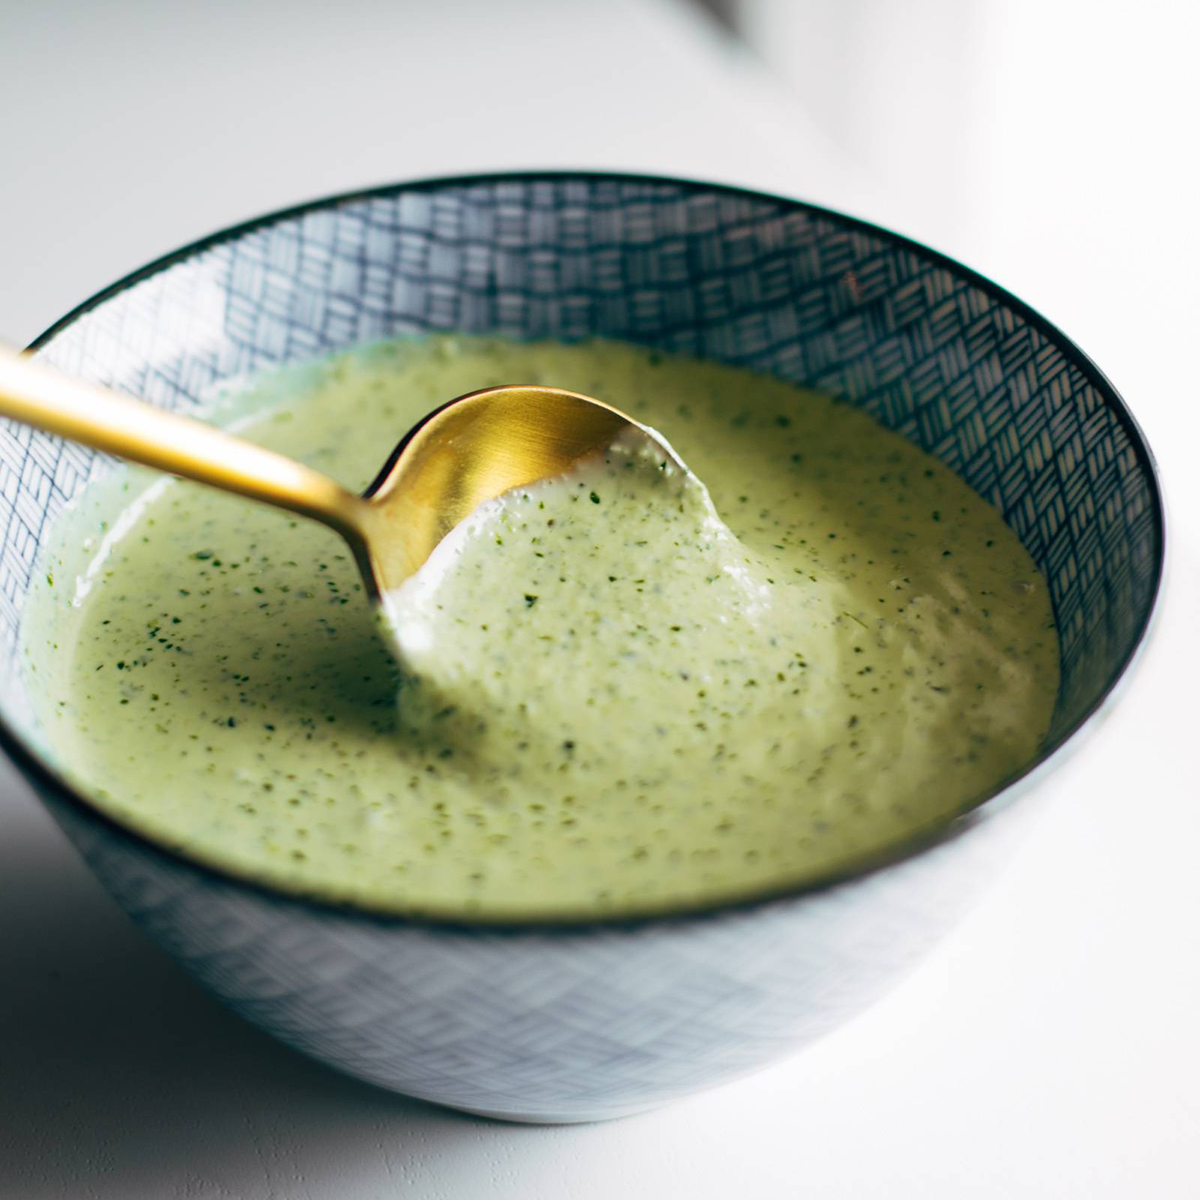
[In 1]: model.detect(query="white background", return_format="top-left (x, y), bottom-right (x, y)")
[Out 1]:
top-left (1, 1), bottom-right (1197, 1195)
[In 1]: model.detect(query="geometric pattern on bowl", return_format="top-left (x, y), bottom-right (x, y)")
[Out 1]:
top-left (4, 176), bottom-right (1160, 742)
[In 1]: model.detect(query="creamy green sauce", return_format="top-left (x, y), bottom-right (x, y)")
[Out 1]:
top-left (31, 337), bottom-right (1059, 920)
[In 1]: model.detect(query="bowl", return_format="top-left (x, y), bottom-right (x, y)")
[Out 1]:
top-left (0, 173), bottom-right (1163, 1123)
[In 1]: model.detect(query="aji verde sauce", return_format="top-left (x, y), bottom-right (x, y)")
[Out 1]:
top-left (33, 337), bottom-right (1059, 920)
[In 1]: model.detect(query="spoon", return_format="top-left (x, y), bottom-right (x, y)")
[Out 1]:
top-left (0, 347), bottom-right (677, 609)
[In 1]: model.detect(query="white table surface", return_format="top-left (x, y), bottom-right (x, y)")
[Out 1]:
top-left (1, 1), bottom-right (1197, 1196)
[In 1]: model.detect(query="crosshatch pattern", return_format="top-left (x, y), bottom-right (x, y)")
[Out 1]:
top-left (6, 179), bottom-right (1158, 735)
top-left (46, 761), bottom-right (1037, 1122)
top-left (0, 176), bottom-right (1162, 1120)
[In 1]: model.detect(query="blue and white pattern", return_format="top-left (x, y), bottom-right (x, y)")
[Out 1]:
top-left (0, 175), bottom-right (1163, 1121)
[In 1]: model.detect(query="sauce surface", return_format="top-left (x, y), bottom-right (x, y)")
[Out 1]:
top-left (32, 337), bottom-right (1059, 919)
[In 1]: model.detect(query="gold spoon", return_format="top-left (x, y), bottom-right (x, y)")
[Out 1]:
top-left (0, 347), bottom-right (676, 607)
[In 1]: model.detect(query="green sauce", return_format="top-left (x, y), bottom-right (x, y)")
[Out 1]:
top-left (31, 337), bottom-right (1058, 920)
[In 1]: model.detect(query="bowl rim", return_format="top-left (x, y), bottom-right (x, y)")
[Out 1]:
top-left (5, 168), bottom-right (1167, 932)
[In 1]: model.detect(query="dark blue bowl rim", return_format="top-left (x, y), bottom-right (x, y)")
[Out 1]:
top-left (5, 169), bottom-right (1166, 932)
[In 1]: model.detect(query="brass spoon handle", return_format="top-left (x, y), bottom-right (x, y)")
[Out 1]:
top-left (0, 347), bottom-right (368, 542)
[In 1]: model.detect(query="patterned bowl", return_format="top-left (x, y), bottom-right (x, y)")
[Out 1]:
top-left (0, 174), bottom-right (1163, 1123)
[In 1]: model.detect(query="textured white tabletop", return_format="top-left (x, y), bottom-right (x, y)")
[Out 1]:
top-left (1, 1), bottom-right (1197, 1196)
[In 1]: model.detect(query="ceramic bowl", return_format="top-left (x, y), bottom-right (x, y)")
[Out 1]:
top-left (0, 173), bottom-right (1163, 1122)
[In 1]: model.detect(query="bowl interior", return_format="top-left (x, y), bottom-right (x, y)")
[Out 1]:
top-left (0, 175), bottom-right (1162, 873)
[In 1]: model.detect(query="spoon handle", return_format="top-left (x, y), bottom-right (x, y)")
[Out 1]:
top-left (0, 347), bottom-right (368, 541)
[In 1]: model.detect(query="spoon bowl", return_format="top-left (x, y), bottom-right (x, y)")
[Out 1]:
top-left (0, 349), bottom-right (670, 622)
top-left (357, 384), bottom-right (676, 597)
